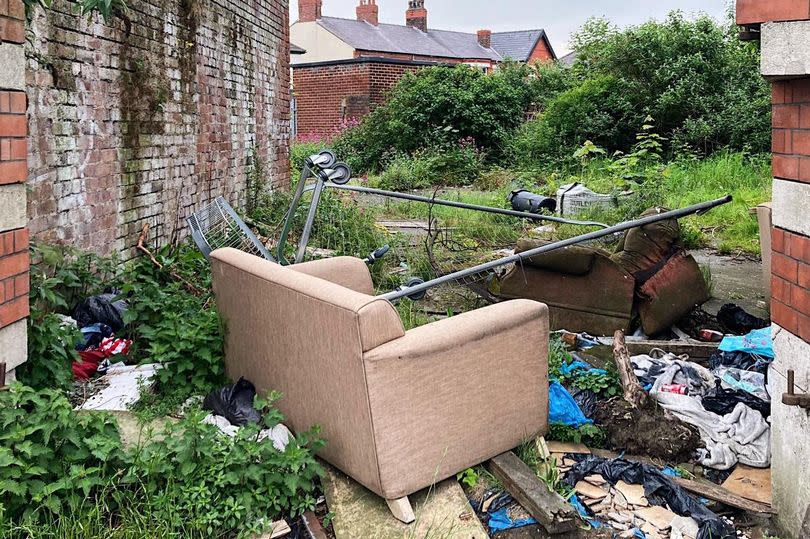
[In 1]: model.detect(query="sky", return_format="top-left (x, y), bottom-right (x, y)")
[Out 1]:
top-left (289, 0), bottom-right (732, 55)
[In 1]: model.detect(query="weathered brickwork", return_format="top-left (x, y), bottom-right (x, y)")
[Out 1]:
top-left (528, 39), bottom-right (554, 63)
top-left (26, 0), bottom-right (291, 257)
top-left (772, 227), bottom-right (810, 337)
top-left (772, 79), bottom-right (810, 183)
top-left (0, 0), bottom-right (25, 44)
top-left (294, 59), bottom-right (431, 138)
top-left (0, 227), bottom-right (28, 327)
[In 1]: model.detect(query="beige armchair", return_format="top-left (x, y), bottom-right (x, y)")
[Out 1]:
top-left (210, 248), bottom-right (549, 522)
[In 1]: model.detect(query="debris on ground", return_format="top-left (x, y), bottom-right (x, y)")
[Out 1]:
top-left (78, 364), bottom-right (160, 411)
top-left (202, 377), bottom-right (263, 426)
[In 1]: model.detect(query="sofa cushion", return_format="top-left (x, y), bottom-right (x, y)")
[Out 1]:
top-left (638, 253), bottom-right (710, 336)
top-left (515, 238), bottom-right (600, 276)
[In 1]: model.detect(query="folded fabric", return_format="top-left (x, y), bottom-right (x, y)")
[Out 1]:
top-left (632, 352), bottom-right (716, 396)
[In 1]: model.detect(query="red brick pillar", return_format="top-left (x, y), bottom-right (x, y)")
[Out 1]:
top-left (738, 1), bottom-right (810, 536)
top-left (0, 0), bottom-right (28, 381)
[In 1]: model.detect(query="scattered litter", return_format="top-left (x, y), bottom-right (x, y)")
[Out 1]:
top-left (203, 414), bottom-right (293, 452)
top-left (563, 456), bottom-right (735, 539)
top-left (79, 364), bottom-right (160, 411)
top-left (508, 189), bottom-right (557, 214)
top-left (76, 323), bottom-right (114, 351)
top-left (487, 507), bottom-right (536, 532)
top-left (74, 291), bottom-right (128, 333)
top-left (717, 328), bottom-right (774, 359)
top-left (714, 367), bottom-right (769, 402)
top-left (549, 380), bottom-right (592, 427)
top-left (557, 183), bottom-right (623, 216)
top-left (203, 378), bottom-right (263, 426)
top-left (73, 337), bottom-right (134, 380)
top-left (716, 303), bottom-right (769, 336)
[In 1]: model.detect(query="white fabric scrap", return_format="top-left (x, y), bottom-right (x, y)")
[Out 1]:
top-left (670, 515), bottom-right (699, 539)
top-left (79, 364), bottom-right (160, 411)
top-left (651, 371), bottom-right (770, 470)
top-left (203, 414), bottom-right (293, 452)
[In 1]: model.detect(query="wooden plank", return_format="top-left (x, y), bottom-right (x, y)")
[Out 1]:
top-left (624, 340), bottom-right (719, 362)
top-left (301, 510), bottom-right (328, 539)
top-left (487, 451), bottom-right (580, 534)
top-left (590, 449), bottom-right (774, 514)
top-left (721, 465), bottom-right (772, 505)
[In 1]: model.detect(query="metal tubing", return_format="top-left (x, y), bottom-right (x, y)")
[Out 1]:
top-left (295, 178), bottom-right (326, 264)
top-left (379, 196), bottom-right (733, 302)
top-left (277, 165), bottom-right (317, 264)
top-left (322, 184), bottom-right (611, 228)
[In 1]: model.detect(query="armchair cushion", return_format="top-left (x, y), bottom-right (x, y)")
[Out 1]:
top-left (516, 238), bottom-right (601, 276)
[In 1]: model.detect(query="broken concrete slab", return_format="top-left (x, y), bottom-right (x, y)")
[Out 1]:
top-left (322, 465), bottom-right (487, 539)
top-left (614, 481), bottom-right (648, 507)
top-left (574, 481), bottom-right (608, 501)
top-left (636, 505), bottom-right (676, 531)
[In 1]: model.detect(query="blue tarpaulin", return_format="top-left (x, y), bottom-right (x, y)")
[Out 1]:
top-left (487, 508), bottom-right (536, 532)
top-left (549, 380), bottom-right (592, 427)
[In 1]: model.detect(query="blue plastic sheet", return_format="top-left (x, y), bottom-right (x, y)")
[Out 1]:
top-left (718, 328), bottom-right (774, 358)
top-left (487, 508), bottom-right (536, 532)
top-left (568, 494), bottom-right (603, 528)
top-left (559, 354), bottom-right (608, 377)
top-left (549, 381), bottom-right (592, 427)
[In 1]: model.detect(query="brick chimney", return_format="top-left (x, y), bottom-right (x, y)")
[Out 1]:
top-left (406, 0), bottom-right (427, 32)
top-left (477, 29), bottom-right (492, 48)
top-left (357, 0), bottom-right (379, 25)
top-left (299, 0), bottom-right (323, 22)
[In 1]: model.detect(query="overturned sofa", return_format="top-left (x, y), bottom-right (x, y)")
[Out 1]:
top-left (498, 208), bottom-right (710, 336)
top-left (210, 248), bottom-right (550, 523)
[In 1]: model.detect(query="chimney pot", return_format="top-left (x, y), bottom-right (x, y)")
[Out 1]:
top-left (299, 0), bottom-right (323, 22)
top-left (477, 29), bottom-right (492, 49)
top-left (406, 0), bottom-right (428, 32)
top-left (357, 0), bottom-right (379, 25)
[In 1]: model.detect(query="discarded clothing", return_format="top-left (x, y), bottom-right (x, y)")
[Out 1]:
top-left (651, 373), bottom-right (770, 469)
top-left (549, 380), bottom-right (592, 427)
top-left (718, 327), bottom-right (773, 359)
top-left (76, 323), bottom-right (114, 351)
top-left (563, 457), bottom-right (735, 539)
top-left (487, 508), bottom-right (536, 532)
top-left (99, 337), bottom-right (132, 357)
top-left (203, 378), bottom-right (263, 426)
top-left (74, 291), bottom-right (128, 332)
top-left (632, 352), bottom-right (715, 396)
top-left (714, 367), bottom-right (769, 402)
top-left (717, 303), bottom-right (769, 335)
top-left (203, 414), bottom-right (293, 451)
top-left (73, 349), bottom-right (106, 380)
top-left (702, 381), bottom-right (770, 418)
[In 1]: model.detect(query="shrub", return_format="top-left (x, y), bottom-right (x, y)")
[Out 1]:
top-left (570, 12), bottom-right (770, 156)
top-left (335, 65), bottom-right (529, 172)
top-left (375, 139), bottom-right (484, 191)
top-left (510, 75), bottom-right (644, 166)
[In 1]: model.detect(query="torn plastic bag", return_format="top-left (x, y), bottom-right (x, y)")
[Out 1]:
top-left (563, 457), bottom-right (735, 539)
top-left (702, 381), bottom-right (770, 419)
top-left (709, 350), bottom-right (768, 375)
top-left (714, 367), bottom-right (770, 402)
top-left (549, 380), bottom-right (592, 427)
top-left (75, 323), bottom-right (114, 351)
top-left (717, 303), bottom-right (769, 335)
top-left (202, 378), bottom-right (262, 426)
top-left (487, 508), bottom-right (536, 532)
top-left (74, 292), bottom-right (128, 332)
top-left (570, 388), bottom-right (600, 418)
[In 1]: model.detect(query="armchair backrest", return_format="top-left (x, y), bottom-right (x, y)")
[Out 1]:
top-left (210, 248), bottom-right (404, 493)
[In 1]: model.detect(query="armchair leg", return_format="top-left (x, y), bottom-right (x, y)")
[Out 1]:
top-left (386, 496), bottom-right (415, 524)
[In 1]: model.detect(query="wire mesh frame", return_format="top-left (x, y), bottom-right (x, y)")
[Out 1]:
top-left (187, 197), bottom-right (275, 262)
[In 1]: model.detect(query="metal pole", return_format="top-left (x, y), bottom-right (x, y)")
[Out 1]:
top-left (295, 176), bottom-right (327, 264)
top-left (379, 196), bottom-right (733, 302)
top-left (277, 165), bottom-right (317, 264)
top-left (324, 184), bottom-right (611, 228)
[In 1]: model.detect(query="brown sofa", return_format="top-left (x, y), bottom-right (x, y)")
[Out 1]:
top-left (210, 248), bottom-right (549, 522)
top-left (498, 240), bottom-right (636, 335)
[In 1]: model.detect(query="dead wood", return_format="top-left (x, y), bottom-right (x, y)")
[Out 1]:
top-left (613, 329), bottom-right (650, 409)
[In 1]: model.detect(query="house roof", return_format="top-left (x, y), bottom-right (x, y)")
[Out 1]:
top-left (291, 43), bottom-right (307, 55)
top-left (317, 16), bottom-right (502, 61)
top-left (559, 51), bottom-right (577, 66)
top-left (490, 29), bottom-right (555, 62)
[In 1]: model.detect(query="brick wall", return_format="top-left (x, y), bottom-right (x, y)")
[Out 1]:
top-left (0, 0), bottom-right (28, 376)
top-left (771, 78), bottom-right (810, 335)
top-left (528, 38), bottom-right (555, 63)
top-left (293, 58), bottom-right (426, 138)
top-left (26, 0), bottom-right (291, 257)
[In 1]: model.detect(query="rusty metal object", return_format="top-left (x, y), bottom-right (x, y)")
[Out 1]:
top-left (782, 369), bottom-right (810, 409)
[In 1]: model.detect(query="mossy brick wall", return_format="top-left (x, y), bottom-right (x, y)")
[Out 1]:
top-left (26, 0), bottom-right (291, 257)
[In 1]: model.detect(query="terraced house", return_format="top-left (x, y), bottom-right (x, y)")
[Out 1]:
top-left (291, 0), bottom-right (557, 137)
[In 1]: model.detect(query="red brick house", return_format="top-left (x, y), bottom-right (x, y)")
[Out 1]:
top-left (291, 0), bottom-right (556, 137)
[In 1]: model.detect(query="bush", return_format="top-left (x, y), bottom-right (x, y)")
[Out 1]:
top-left (375, 139), bottom-right (484, 191)
top-left (511, 75), bottom-right (644, 166)
top-left (335, 65), bottom-right (532, 172)
top-left (570, 12), bottom-right (770, 156)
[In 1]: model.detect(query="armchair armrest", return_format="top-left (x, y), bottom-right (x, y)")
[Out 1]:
top-left (362, 299), bottom-right (549, 499)
top-left (290, 256), bottom-right (374, 295)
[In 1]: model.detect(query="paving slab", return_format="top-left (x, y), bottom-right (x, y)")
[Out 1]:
top-left (322, 464), bottom-right (487, 539)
